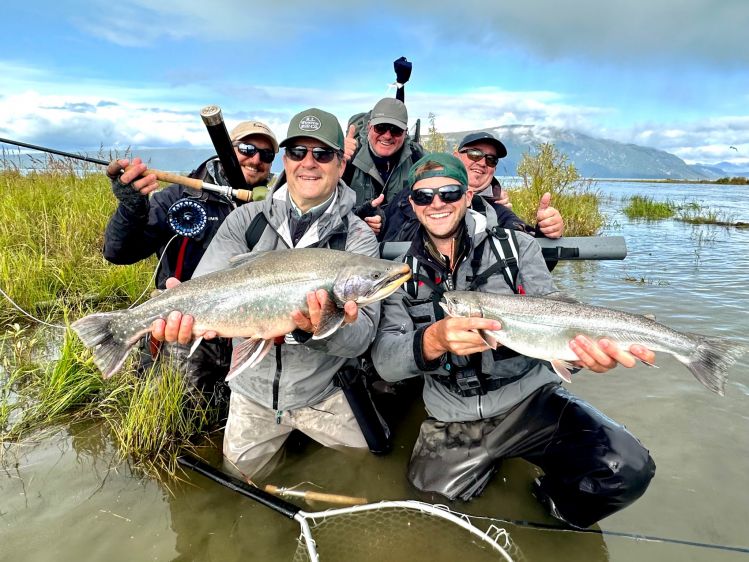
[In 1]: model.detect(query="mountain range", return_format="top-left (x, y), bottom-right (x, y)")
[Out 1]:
top-left (3, 125), bottom-right (747, 180)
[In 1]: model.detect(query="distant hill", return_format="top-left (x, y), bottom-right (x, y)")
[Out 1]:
top-left (436, 125), bottom-right (721, 180)
top-left (4, 126), bottom-right (744, 180)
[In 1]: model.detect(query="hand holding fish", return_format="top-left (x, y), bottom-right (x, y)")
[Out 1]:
top-left (568, 336), bottom-right (656, 374)
top-left (149, 278), bottom-right (218, 345)
top-left (292, 289), bottom-right (359, 333)
top-left (422, 317), bottom-right (502, 361)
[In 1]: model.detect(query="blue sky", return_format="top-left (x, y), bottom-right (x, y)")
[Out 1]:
top-left (1, 0), bottom-right (747, 165)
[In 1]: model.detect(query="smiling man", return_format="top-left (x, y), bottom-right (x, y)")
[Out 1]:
top-left (150, 108), bottom-right (384, 478)
top-left (372, 152), bottom-right (656, 529)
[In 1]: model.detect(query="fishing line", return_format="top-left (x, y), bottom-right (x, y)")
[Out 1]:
top-left (0, 287), bottom-right (66, 330)
top-left (470, 513), bottom-right (749, 554)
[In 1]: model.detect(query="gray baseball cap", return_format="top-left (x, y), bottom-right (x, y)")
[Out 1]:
top-left (369, 98), bottom-right (408, 130)
top-left (458, 132), bottom-right (508, 158)
top-left (279, 108), bottom-right (344, 151)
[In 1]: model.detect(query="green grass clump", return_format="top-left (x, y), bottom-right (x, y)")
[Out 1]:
top-left (0, 168), bottom-right (154, 325)
top-left (622, 195), bottom-right (676, 220)
top-left (676, 205), bottom-right (736, 226)
top-left (509, 143), bottom-right (605, 236)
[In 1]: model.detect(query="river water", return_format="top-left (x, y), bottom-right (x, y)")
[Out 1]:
top-left (1, 181), bottom-right (748, 562)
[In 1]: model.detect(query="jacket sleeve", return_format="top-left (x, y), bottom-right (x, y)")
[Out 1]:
top-left (514, 232), bottom-right (558, 295)
top-left (491, 201), bottom-right (537, 236)
top-left (102, 186), bottom-right (176, 265)
top-left (303, 214), bottom-right (381, 358)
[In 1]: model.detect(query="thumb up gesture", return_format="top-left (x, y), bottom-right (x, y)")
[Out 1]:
top-left (536, 192), bottom-right (564, 238)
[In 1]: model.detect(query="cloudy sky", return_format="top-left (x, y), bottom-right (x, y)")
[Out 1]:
top-left (1, 0), bottom-right (747, 165)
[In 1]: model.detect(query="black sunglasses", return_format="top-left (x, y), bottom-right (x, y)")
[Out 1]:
top-left (234, 142), bottom-right (275, 163)
top-left (285, 145), bottom-right (340, 164)
top-left (459, 148), bottom-right (499, 167)
top-left (410, 184), bottom-right (467, 206)
top-left (372, 123), bottom-right (405, 137)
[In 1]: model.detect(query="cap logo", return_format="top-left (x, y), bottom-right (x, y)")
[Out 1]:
top-left (298, 115), bottom-right (322, 132)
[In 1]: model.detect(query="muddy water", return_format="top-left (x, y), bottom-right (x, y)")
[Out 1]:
top-left (1, 181), bottom-right (748, 561)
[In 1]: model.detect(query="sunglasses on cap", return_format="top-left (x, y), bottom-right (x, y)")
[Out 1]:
top-left (459, 148), bottom-right (499, 167)
top-left (372, 123), bottom-right (405, 137)
top-left (285, 145), bottom-right (341, 164)
top-left (234, 142), bottom-right (275, 164)
top-left (410, 184), bottom-right (467, 206)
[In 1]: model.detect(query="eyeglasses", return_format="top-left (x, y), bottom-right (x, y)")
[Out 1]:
top-left (459, 148), bottom-right (499, 167)
top-left (372, 123), bottom-right (405, 137)
top-left (234, 142), bottom-right (275, 164)
top-left (410, 184), bottom-right (467, 206)
top-left (285, 145), bottom-right (341, 164)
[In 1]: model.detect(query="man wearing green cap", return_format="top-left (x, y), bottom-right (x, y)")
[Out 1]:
top-left (371, 153), bottom-right (656, 529)
top-left (150, 108), bottom-right (381, 477)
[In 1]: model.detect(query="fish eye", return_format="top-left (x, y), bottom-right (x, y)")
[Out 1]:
top-left (372, 273), bottom-right (381, 279)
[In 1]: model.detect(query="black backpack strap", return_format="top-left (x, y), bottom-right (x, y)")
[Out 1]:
top-left (244, 212), bottom-right (269, 251)
top-left (467, 228), bottom-right (521, 293)
top-left (327, 216), bottom-right (349, 251)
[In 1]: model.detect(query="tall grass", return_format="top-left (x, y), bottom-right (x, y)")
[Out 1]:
top-left (0, 168), bottom-right (154, 325)
top-left (622, 195), bottom-right (676, 220)
top-left (509, 143), bottom-right (605, 236)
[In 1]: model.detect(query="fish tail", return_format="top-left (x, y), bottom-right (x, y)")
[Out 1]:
top-left (71, 311), bottom-right (135, 379)
top-left (681, 337), bottom-right (746, 396)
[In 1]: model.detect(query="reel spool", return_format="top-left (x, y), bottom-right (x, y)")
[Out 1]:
top-left (167, 199), bottom-right (208, 238)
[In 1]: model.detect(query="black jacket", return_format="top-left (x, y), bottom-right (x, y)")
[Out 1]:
top-left (103, 158), bottom-right (239, 289)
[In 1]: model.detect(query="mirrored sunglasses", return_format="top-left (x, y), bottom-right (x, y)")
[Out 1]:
top-left (234, 142), bottom-right (275, 163)
top-left (285, 145), bottom-right (340, 164)
top-left (459, 148), bottom-right (499, 167)
top-left (410, 184), bottom-right (467, 206)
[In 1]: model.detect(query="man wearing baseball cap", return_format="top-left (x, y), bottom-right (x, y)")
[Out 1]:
top-left (372, 152), bottom-right (655, 529)
top-left (102, 120), bottom-right (279, 394)
top-left (456, 131), bottom-right (564, 238)
top-left (342, 97), bottom-right (426, 234)
top-left (151, 107), bottom-right (385, 478)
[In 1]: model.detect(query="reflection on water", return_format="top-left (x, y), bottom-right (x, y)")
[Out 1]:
top-left (1, 182), bottom-right (748, 562)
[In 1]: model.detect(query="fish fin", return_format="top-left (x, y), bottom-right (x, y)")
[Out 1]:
top-left (226, 337), bottom-right (273, 381)
top-left (542, 291), bottom-right (580, 304)
top-left (71, 312), bottom-right (135, 379)
top-left (149, 288), bottom-right (164, 299)
top-left (642, 313), bottom-right (657, 321)
top-left (478, 329), bottom-right (499, 349)
top-left (638, 357), bottom-right (659, 369)
top-left (681, 337), bottom-right (746, 396)
top-left (188, 336), bottom-right (204, 358)
top-left (312, 303), bottom-right (345, 340)
top-left (227, 250), bottom-right (272, 268)
top-left (550, 359), bottom-right (575, 383)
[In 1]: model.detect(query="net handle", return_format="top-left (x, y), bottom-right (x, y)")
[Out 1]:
top-left (178, 455), bottom-right (300, 519)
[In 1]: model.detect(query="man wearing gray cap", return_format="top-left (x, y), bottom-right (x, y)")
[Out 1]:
top-left (150, 108), bottom-right (381, 477)
top-left (342, 97), bottom-right (426, 232)
top-left (103, 121), bottom-right (279, 392)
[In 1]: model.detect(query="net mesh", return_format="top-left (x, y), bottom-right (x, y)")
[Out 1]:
top-left (291, 502), bottom-right (518, 562)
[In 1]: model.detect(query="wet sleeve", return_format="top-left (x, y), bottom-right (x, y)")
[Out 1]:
top-left (515, 232), bottom-right (558, 296)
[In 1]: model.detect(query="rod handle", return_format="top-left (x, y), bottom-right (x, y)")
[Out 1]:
top-left (233, 189), bottom-right (253, 202)
top-left (264, 484), bottom-right (368, 506)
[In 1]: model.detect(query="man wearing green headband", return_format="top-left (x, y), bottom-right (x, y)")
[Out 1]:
top-left (372, 153), bottom-right (656, 529)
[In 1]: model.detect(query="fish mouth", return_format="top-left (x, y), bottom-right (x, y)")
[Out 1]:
top-left (361, 266), bottom-right (411, 303)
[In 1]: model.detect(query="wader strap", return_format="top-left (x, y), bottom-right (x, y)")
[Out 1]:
top-left (467, 228), bottom-right (521, 293)
top-left (244, 213), bottom-right (348, 251)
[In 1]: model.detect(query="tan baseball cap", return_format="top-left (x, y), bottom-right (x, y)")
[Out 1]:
top-left (229, 121), bottom-right (279, 153)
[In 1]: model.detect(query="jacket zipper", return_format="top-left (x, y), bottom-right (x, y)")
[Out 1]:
top-left (272, 342), bottom-right (283, 423)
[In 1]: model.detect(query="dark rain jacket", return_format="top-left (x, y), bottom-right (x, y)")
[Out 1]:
top-left (371, 207), bottom-right (560, 422)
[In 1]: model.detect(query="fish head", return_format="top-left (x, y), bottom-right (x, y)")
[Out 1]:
top-left (332, 258), bottom-right (411, 305)
top-left (440, 291), bottom-right (484, 318)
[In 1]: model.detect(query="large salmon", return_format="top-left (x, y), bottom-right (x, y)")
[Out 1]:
top-left (72, 249), bottom-right (411, 379)
top-left (440, 291), bottom-right (746, 395)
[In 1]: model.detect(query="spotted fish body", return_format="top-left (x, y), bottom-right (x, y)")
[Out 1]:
top-left (440, 291), bottom-right (746, 395)
top-left (72, 248), bottom-right (411, 379)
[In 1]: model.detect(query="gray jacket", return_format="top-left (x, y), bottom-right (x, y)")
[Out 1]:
top-left (193, 180), bottom-right (380, 412)
top-left (345, 136), bottom-right (423, 208)
top-left (371, 207), bottom-right (560, 422)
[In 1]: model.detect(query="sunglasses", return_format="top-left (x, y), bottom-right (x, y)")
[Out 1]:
top-left (459, 148), bottom-right (499, 167)
top-left (372, 123), bottom-right (405, 137)
top-left (285, 145), bottom-right (341, 164)
top-left (234, 142), bottom-right (275, 163)
top-left (410, 184), bottom-right (467, 206)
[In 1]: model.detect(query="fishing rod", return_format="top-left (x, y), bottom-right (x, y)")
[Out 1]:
top-left (0, 137), bottom-right (252, 202)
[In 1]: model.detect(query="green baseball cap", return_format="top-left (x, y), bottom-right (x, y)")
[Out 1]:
top-left (279, 108), bottom-right (344, 151)
top-left (408, 152), bottom-right (469, 189)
